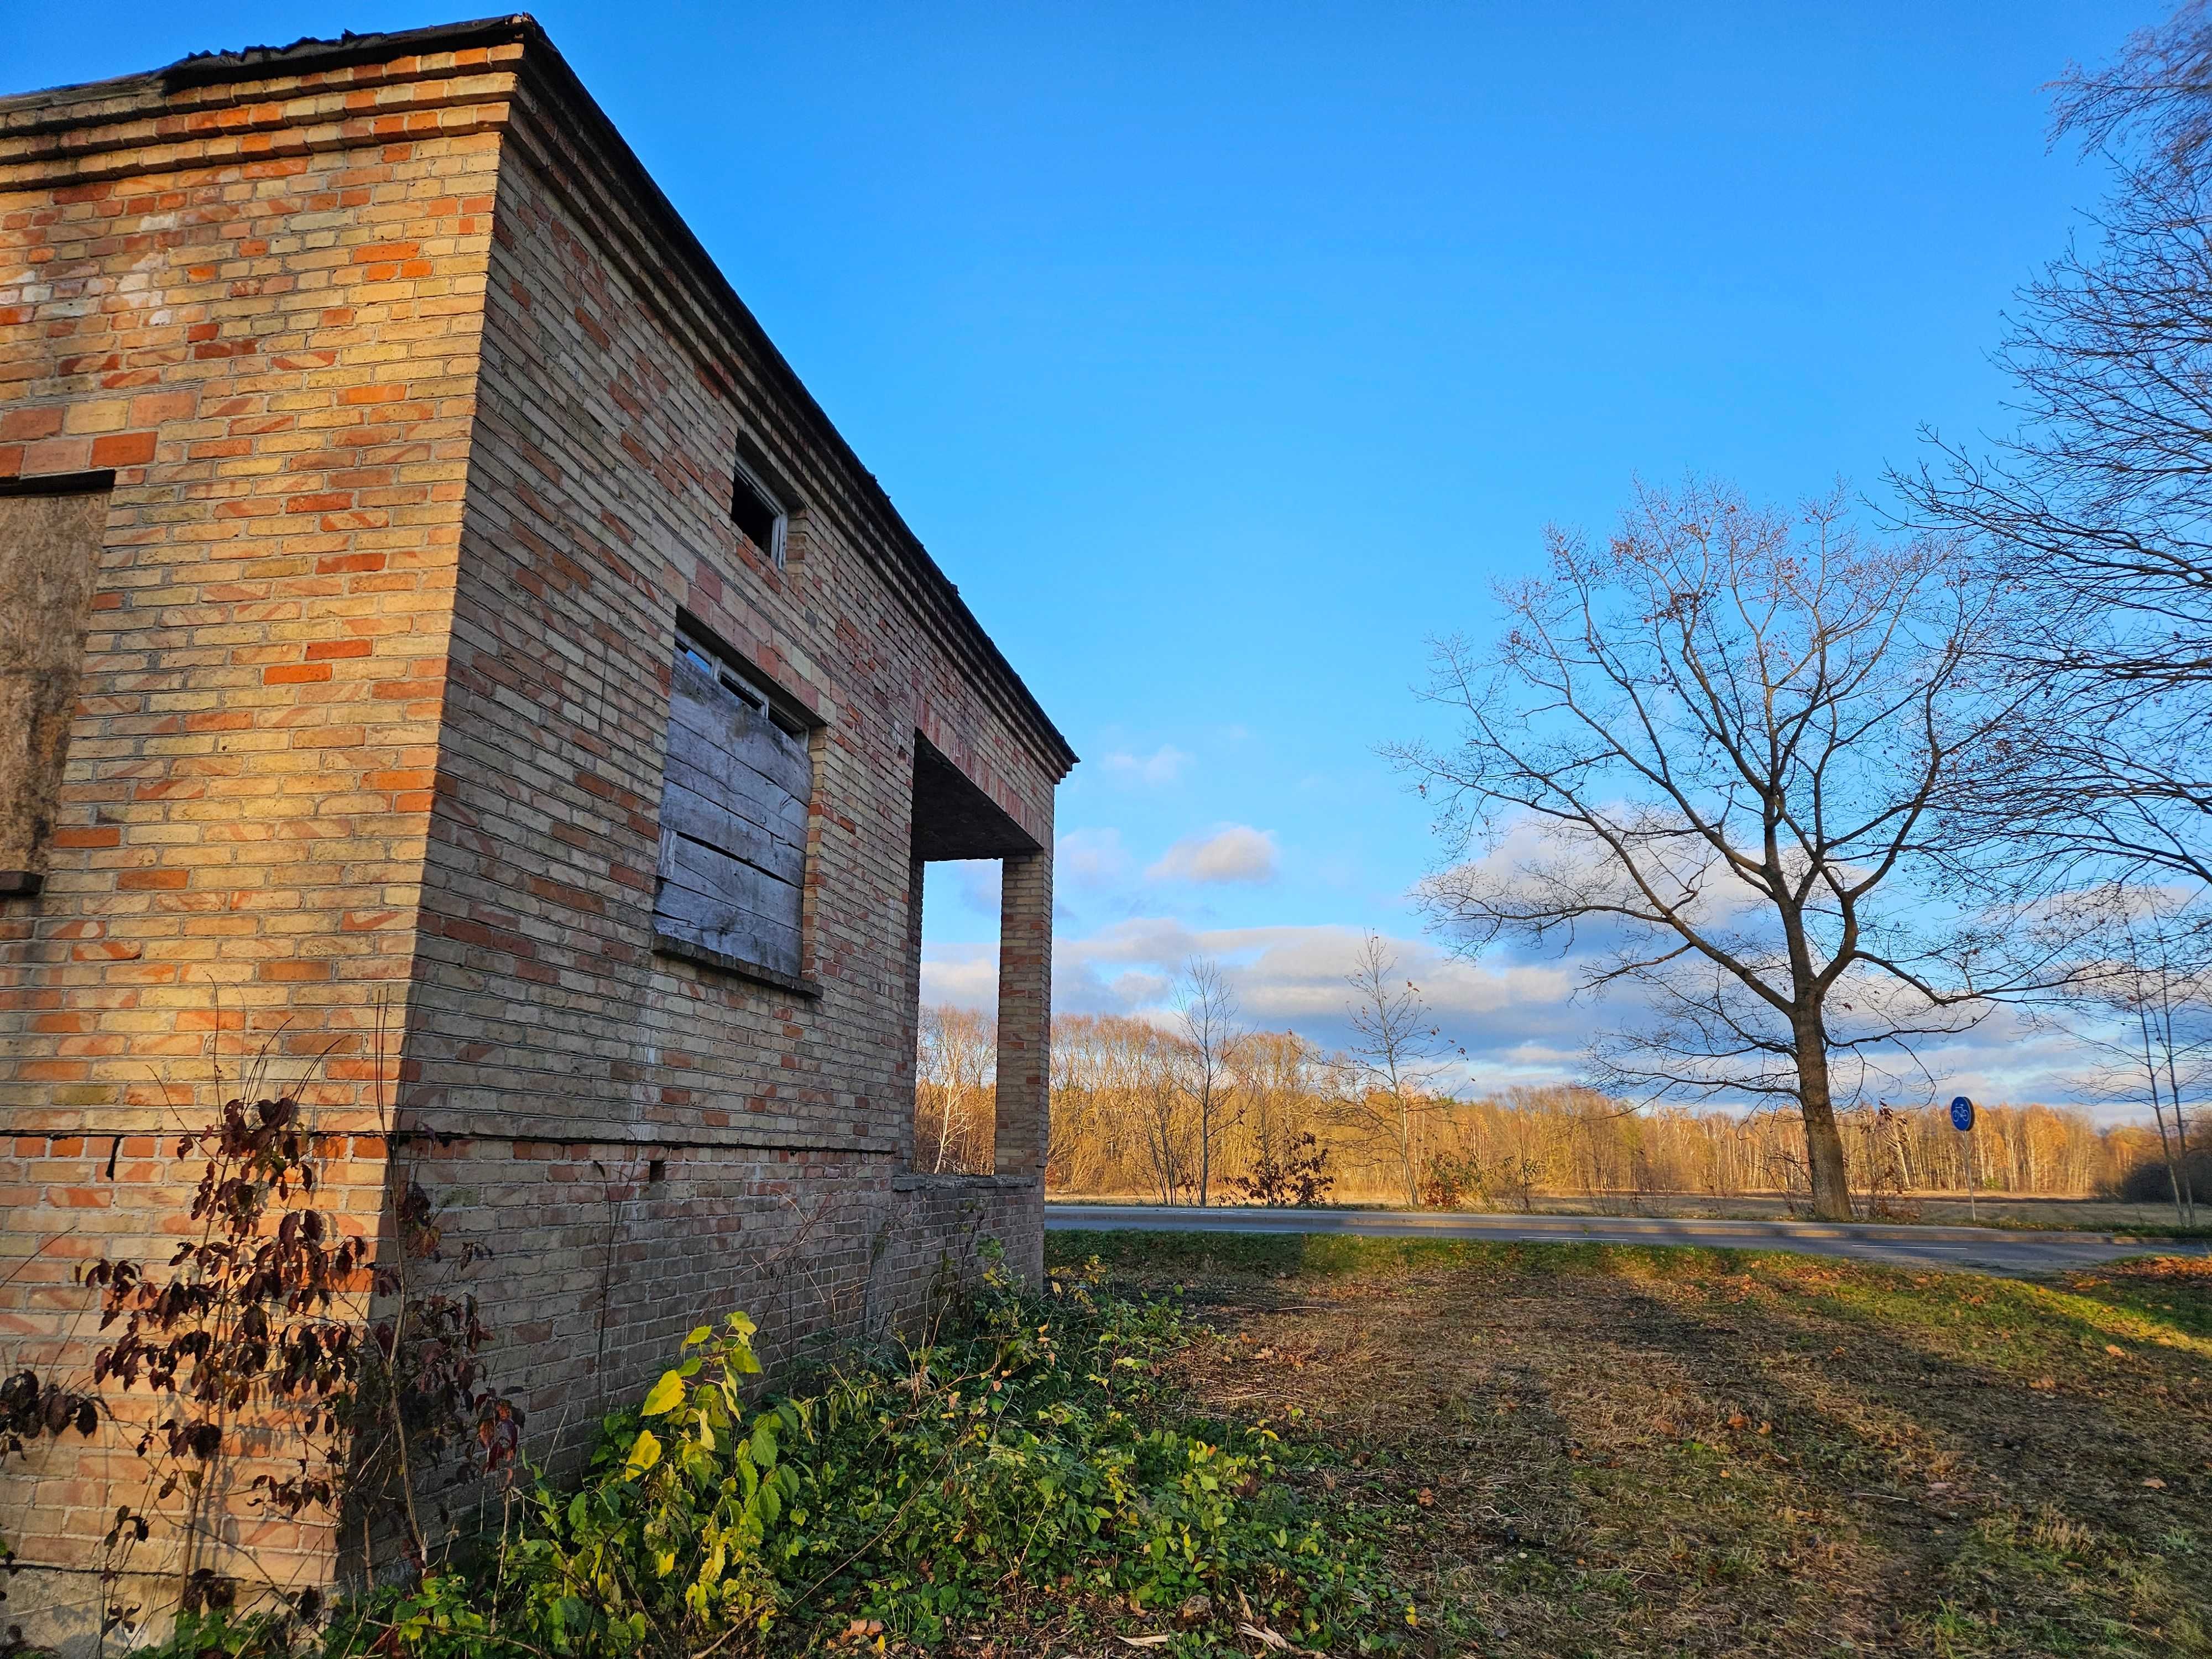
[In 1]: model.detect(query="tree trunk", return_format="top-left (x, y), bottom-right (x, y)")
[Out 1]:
top-left (1197, 1094), bottom-right (1210, 1208)
top-left (1793, 1017), bottom-right (1854, 1221)
top-left (2150, 1102), bottom-right (2188, 1229)
top-left (2174, 1112), bottom-right (2197, 1228)
top-left (1400, 1095), bottom-right (1421, 1209)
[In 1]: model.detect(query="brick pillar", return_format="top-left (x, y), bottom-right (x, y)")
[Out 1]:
top-left (899, 853), bottom-right (926, 1167)
top-left (994, 850), bottom-right (1051, 1276)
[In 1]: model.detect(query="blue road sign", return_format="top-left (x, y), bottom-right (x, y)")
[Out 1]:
top-left (1949, 1095), bottom-right (1975, 1133)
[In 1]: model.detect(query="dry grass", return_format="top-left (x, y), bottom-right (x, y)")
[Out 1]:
top-left (1049, 1192), bottom-right (2209, 1236)
top-left (1048, 1232), bottom-right (2212, 1657)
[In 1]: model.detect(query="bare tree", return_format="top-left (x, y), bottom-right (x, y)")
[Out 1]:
top-left (1898, 3), bottom-right (2212, 889)
top-left (1337, 933), bottom-right (1458, 1207)
top-left (916, 1004), bottom-right (996, 1173)
top-left (1050, 1013), bottom-right (1144, 1192)
top-left (1397, 479), bottom-right (2030, 1222)
top-left (1174, 957), bottom-right (1244, 1208)
top-left (2056, 890), bottom-right (2207, 1225)
top-left (1043, 1016), bottom-right (2156, 1204)
top-left (1234, 1028), bottom-right (1326, 1173)
top-left (1053, 1013), bottom-right (1190, 1202)
top-left (1127, 1023), bottom-right (1193, 1205)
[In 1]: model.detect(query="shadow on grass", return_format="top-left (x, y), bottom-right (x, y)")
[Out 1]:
top-left (1048, 1230), bottom-right (2212, 1657)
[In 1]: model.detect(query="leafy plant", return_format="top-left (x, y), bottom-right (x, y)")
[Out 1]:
top-left (2, 1366), bottom-right (103, 1648)
top-left (288, 1264), bottom-right (1406, 1657)
top-left (1230, 1133), bottom-right (1337, 1208)
top-left (495, 1313), bottom-right (797, 1653)
top-left (83, 1096), bottom-right (372, 1528)
top-left (1416, 1150), bottom-right (1481, 1209)
top-left (65, 1086), bottom-right (513, 1608)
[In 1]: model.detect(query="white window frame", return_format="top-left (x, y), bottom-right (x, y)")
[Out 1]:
top-left (731, 453), bottom-right (788, 569)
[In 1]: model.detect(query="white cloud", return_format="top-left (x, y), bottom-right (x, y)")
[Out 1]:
top-left (915, 811), bottom-right (2150, 1115)
top-left (920, 859), bottom-right (1003, 925)
top-left (1029, 913), bottom-right (2132, 1113)
top-left (1146, 825), bottom-right (1277, 885)
top-left (1100, 744), bottom-right (1192, 787)
top-left (913, 910), bottom-right (2157, 1114)
top-left (1040, 919), bottom-right (1575, 1087)
top-left (958, 860), bottom-right (1002, 915)
top-left (920, 943), bottom-right (999, 1013)
top-left (1056, 827), bottom-right (1135, 891)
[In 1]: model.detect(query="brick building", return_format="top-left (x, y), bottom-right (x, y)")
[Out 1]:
top-left (0, 16), bottom-right (1071, 1625)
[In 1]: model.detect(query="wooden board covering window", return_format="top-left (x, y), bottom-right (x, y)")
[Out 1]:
top-left (654, 642), bottom-right (811, 978)
top-left (1, 481), bottom-right (111, 894)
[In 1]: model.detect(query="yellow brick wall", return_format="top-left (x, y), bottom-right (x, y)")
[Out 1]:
top-left (0, 25), bottom-right (1068, 1635)
top-left (0, 43), bottom-right (514, 1619)
top-left (393, 55), bottom-right (1060, 1475)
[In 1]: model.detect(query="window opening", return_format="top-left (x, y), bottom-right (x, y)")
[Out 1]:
top-left (904, 734), bottom-right (1045, 1176)
top-left (914, 864), bottom-right (1001, 1175)
top-left (731, 455), bottom-right (786, 567)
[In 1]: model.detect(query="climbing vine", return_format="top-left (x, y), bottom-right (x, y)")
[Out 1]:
top-left (0, 1087), bottom-right (519, 1637)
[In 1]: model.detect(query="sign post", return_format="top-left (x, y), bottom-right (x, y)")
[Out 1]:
top-left (1949, 1095), bottom-right (1977, 1224)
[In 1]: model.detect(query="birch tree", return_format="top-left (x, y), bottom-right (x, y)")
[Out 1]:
top-left (1174, 957), bottom-right (1244, 1208)
top-left (916, 1005), bottom-right (995, 1173)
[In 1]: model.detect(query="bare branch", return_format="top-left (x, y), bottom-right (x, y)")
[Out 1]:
top-left (1400, 477), bottom-right (2025, 1220)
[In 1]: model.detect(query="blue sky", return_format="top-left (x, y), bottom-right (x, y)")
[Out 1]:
top-left (14, 3), bottom-right (2166, 1105)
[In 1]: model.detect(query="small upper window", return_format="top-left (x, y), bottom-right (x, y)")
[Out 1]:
top-left (731, 455), bottom-right (786, 567)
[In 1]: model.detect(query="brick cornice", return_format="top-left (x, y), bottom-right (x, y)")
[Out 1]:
top-left (0, 32), bottom-right (529, 183)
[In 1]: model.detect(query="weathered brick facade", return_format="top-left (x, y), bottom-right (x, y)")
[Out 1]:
top-left (0, 19), bottom-right (1071, 1631)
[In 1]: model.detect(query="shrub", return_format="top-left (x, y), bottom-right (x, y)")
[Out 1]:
top-left (2110, 1145), bottom-right (2211, 1208)
top-left (1416, 1152), bottom-right (1480, 1209)
top-left (180, 1262), bottom-right (1406, 1658)
top-left (72, 1091), bottom-right (512, 1590)
top-left (1229, 1134), bottom-right (1336, 1207)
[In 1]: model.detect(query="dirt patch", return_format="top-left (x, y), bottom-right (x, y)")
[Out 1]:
top-left (1051, 1232), bottom-right (2212, 1657)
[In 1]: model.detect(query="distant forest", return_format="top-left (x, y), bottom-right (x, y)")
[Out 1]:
top-left (917, 1006), bottom-right (2181, 1209)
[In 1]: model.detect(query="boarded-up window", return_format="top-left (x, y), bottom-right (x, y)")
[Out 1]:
top-left (653, 629), bottom-right (812, 983)
top-left (1, 474), bottom-right (112, 896)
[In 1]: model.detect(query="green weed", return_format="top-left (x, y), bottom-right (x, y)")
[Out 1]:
top-left (154, 1262), bottom-right (1405, 1659)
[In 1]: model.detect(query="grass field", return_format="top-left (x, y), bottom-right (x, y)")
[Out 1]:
top-left (1045, 1231), bottom-right (2212, 1657)
top-left (1047, 1193), bottom-right (2211, 1238)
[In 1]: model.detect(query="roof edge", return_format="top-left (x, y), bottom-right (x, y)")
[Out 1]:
top-left (491, 27), bottom-right (1077, 776)
top-left (0, 15), bottom-right (534, 122)
top-left (158, 16), bottom-right (539, 92)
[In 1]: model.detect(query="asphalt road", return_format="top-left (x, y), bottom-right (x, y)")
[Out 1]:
top-left (1045, 1203), bottom-right (2208, 1276)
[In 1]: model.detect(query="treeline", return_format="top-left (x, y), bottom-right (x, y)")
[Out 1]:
top-left (918, 1007), bottom-right (2168, 1207)
top-left (1408, 1088), bottom-right (2151, 1209)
